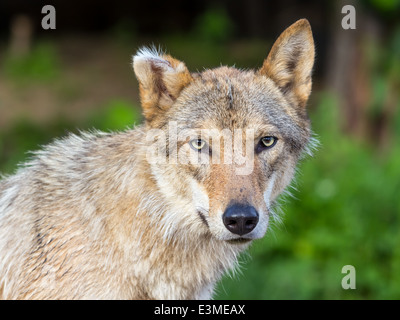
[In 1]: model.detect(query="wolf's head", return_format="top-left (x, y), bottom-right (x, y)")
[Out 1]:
top-left (133, 19), bottom-right (315, 245)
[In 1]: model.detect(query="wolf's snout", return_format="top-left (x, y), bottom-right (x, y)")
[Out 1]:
top-left (222, 204), bottom-right (259, 236)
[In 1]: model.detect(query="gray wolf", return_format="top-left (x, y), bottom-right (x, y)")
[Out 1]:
top-left (0, 19), bottom-right (315, 299)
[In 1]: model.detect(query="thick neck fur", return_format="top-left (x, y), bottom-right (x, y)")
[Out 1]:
top-left (0, 127), bottom-right (245, 299)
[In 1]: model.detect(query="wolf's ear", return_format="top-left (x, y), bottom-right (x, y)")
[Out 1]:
top-left (259, 19), bottom-right (315, 109)
top-left (133, 47), bottom-right (193, 123)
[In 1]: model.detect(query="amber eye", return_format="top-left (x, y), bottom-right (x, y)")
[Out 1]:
top-left (190, 139), bottom-right (206, 151)
top-left (260, 136), bottom-right (277, 148)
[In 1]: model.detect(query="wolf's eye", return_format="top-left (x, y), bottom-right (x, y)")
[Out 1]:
top-left (190, 139), bottom-right (206, 151)
top-left (260, 136), bottom-right (277, 149)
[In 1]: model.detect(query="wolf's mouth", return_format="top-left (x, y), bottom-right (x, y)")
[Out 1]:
top-left (226, 238), bottom-right (252, 244)
top-left (197, 211), bottom-right (209, 228)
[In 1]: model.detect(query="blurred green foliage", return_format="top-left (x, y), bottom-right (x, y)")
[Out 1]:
top-left (368, 0), bottom-right (400, 13)
top-left (193, 6), bottom-right (234, 43)
top-left (3, 42), bottom-right (60, 83)
top-left (90, 99), bottom-right (142, 131)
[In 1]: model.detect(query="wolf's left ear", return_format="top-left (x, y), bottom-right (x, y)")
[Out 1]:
top-left (133, 48), bottom-right (193, 123)
top-left (259, 19), bottom-right (315, 109)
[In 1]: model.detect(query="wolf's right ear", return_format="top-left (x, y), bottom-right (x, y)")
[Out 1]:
top-left (133, 47), bottom-right (193, 124)
top-left (259, 19), bottom-right (315, 109)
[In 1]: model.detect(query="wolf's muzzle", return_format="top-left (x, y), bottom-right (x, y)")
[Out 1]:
top-left (222, 204), bottom-right (259, 236)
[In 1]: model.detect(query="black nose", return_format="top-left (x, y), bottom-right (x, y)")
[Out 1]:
top-left (222, 204), bottom-right (259, 236)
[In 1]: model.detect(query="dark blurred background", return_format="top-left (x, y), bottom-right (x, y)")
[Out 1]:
top-left (0, 0), bottom-right (399, 299)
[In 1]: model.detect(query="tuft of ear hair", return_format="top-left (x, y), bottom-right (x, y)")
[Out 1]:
top-left (259, 19), bottom-right (315, 109)
top-left (133, 47), bottom-right (193, 124)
